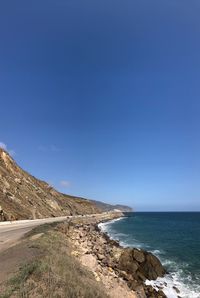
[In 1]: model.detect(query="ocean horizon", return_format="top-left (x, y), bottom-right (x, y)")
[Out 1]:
top-left (99, 212), bottom-right (200, 298)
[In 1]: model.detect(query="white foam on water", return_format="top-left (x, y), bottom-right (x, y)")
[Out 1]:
top-left (145, 250), bottom-right (200, 298)
top-left (146, 271), bottom-right (200, 298)
top-left (155, 255), bottom-right (200, 298)
top-left (150, 249), bottom-right (165, 256)
top-left (98, 217), bottom-right (125, 232)
top-left (119, 239), bottom-right (146, 249)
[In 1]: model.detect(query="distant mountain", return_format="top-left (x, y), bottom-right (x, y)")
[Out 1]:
top-left (90, 200), bottom-right (133, 212)
top-left (0, 148), bottom-right (99, 220)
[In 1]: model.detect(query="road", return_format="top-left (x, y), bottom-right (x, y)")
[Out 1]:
top-left (0, 215), bottom-right (78, 253)
top-left (0, 211), bottom-right (119, 253)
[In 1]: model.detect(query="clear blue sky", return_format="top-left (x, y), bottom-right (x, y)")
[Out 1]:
top-left (0, 0), bottom-right (200, 211)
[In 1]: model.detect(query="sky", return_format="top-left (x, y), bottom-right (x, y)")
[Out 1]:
top-left (0, 0), bottom-right (200, 211)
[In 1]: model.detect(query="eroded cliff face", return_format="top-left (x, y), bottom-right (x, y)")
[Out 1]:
top-left (0, 148), bottom-right (99, 220)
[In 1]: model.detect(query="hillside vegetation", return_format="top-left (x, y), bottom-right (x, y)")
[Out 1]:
top-left (0, 222), bottom-right (109, 298)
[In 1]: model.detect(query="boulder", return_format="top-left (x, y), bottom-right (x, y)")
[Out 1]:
top-left (118, 248), bottom-right (139, 274)
top-left (118, 248), bottom-right (166, 282)
top-left (139, 252), bottom-right (166, 280)
top-left (80, 254), bottom-right (97, 271)
top-left (97, 253), bottom-right (105, 261)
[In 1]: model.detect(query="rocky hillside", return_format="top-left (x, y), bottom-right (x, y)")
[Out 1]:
top-left (0, 148), bottom-right (99, 220)
top-left (90, 200), bottom-right (133, 212)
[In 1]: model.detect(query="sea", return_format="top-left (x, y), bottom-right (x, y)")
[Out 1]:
top-left (98, 212), bottom-right (200, 298)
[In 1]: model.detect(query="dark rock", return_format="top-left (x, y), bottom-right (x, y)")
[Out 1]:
top-left (173, 286), bottom-right (180, 294)
top-left (139, 253), bottom-right (166, 280)
top-left (135, 285), bottom-right (147, 298)
top-left (137, 271), bottom-right (146, 281)
top-left (157, 289), bottom-right (167, 298)
top-left (118, 248), bottom-right (166, 282)
top-left (132, 248), bottom-right (145, 263)
top-left (144, 285), bottom-right (167, 298)
top-left (118, 248), bottom-right (139, 274)
top-left (101, 257), bottom-right (110, 266)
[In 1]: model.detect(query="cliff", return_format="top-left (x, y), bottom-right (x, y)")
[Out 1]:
top-left (0, 148), bottom-right (99, 220)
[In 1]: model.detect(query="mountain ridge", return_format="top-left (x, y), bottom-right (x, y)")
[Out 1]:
top-left (0, 149), bottom-right (132, 220)
top-left (90, 199), bottom-right (133, 212)
top-left (0, 148), bottom-right (99, 220)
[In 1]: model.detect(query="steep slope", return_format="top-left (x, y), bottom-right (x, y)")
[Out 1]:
top-left (0, 148), bottom-right (99, 220)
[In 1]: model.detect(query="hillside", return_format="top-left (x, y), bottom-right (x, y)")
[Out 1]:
top-left (90, 200), bottom-right (133, 212)
top-left (0, 148), bottom-right (99, 220)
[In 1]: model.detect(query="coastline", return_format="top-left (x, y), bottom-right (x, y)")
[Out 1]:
top-left (97, 215), bottom-right (182, 298)
top-left (100, 213), bottom-right (200, 298)
top-left (0, 212), bottom-right (173, 298)
top-left (65, 211), bottom-right (167, 298)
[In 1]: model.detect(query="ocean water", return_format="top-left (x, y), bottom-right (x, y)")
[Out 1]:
top-left (99, 212), bottom-right (200, 298)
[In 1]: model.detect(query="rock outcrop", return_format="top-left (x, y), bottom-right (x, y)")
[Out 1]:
top-left (118, 248), bottom-right (166, 281)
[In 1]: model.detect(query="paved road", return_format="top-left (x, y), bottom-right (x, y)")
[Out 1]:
top-left (0, 212), bottom-right (116, 253)
top-left (0, 215), bottom-right (76, 252)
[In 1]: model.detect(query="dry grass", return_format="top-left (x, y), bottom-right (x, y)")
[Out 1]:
top-left (1, 224), bottom-right (108, 298)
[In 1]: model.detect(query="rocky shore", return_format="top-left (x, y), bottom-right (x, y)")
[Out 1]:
top-left (60, 212), bottom-right (168, 298)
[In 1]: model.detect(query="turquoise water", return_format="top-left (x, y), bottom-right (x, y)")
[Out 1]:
top-left (99, 212), bottom-right (200, 298)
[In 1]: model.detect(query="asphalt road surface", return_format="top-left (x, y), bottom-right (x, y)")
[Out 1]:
top-left (0, 215), bottom-right (78, 252)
